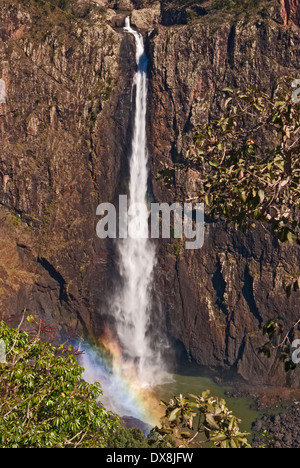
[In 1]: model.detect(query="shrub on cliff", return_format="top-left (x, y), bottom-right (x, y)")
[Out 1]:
top-left (109, 427), bottom-right (150, 448)
top-left (209, 0), bottom-right (263, 12)
top-left (0, 319), bottom-right (119, 448)
top-left (109, 426), bottom-right (177, 448)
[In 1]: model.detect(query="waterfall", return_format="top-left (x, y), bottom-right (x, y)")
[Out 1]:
top-left (80, 18), bottom-right (169, 424)
top-left (111, 18), bottom-right (164, 386)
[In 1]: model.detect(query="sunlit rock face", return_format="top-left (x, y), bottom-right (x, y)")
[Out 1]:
top-left (0, 0), bottom-right (299, 387)
top-left (146, 0), bottom-right (300, 386)
top-left (0, 1), bottom-right (136, 338)
top-left (280, 0), bottom-right (300, 25)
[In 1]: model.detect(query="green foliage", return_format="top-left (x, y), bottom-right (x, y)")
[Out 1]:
top-left (156, 161), bottom-right (176, 189)
top-left (186, 8), bottom-right (199, 23)
top-left (172, 239), bottom-right (183, 256)
top-left (259, 317), bottom-right (300, 372)
top-left (187, 80), bottom-right (300, 250)
top-left (208, 0), bottom-right (263, 13)
top-left (13, 0), bottom-right (93, 23)
top-left (152, 391), bottom-right (251, 448)
top-left (184, 78), bottom-right (300, 370)
top-left (33, 0), bottom-right (74, 13)
top-left (109, 427), bottom-right (149, 448)
top-left (109, 424), bottom-right (176, 448)
top-left (0, 319), bottom-right (119, 448)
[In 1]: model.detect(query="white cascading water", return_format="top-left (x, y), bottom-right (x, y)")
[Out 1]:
top-left (81, 19), bottom-right (169, 424)
top-left (112, 17), bottom-right (164, 386)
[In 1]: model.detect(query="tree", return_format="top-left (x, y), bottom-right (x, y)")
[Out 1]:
top-left (187, 79), bottom-right (300, 365)
top-left (158, 79), bottom-right (299, 288)
top-left (152, 391), bottom-right (251, 448)
top-left (188, 79), bottom-right (300, 365)
top-left (109, 426), bottom-right (177, 449)
top-left (109, 427), bottom-right (149, 448)
top-left (157, 78), bottom-right (300, 368)
top-left (0, 318), bottom-right (119, 448)
top-left (187, 79), bottom-right (299, 250)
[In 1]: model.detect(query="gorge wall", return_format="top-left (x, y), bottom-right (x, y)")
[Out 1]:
top-left (0, 0), bottom-right (136, 336)
top-left (147, 0), bottom-right (300, 386)
top-left (0, 0), bottom-right (299, 386)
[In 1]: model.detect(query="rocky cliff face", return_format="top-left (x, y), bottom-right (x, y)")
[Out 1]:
top-left (0, 0), bottom-right (299, 386)
top-left (0, 0), bottom-right (136, 336)
top-left (147, 0), bottom-right (300, 386)
top-left (281, 0), bottom-right (300, 25)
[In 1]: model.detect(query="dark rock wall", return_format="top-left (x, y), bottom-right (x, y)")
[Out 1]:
top-left (0, 0), bottom-right (299, 386)
top-left (146, 2), bottom-right (300, 385)
top-left (280, 0), bottom-right (300, 25)
top-left (0, 1), bottom-right (136, 337)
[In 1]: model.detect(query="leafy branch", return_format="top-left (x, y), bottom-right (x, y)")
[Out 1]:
top-left (0, 317), bottom-right (119, 448)
top-left (187, 79), bottom-right (300, 248)
top-left (259, 317), bottom-right (300, 372)
top-left (152, 391), bottom-right (251, 449)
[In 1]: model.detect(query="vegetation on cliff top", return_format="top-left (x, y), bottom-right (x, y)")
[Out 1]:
top-left (158, 77), bottom-right (300, 373)
top-left (27, 0), bottom-right (275, 21)
top-left (129, 0), bottom-right (265, 9)
top-left (127, 0), bottom-right (273, 17)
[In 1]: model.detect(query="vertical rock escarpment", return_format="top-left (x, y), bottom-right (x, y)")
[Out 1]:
top-left (0, 0), bottom-right (300, 387)
top-left (280, 0), bottom-right (300, 25)
top-left (146, 3), bottom-right (300, 386)
top-left (0, 0), bottom-right (136, 336)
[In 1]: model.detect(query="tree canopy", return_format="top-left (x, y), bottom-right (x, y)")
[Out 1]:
top-left (188, 80), bottom-right (299, 248)
top-left (0, 318), bottom-right (119, 448)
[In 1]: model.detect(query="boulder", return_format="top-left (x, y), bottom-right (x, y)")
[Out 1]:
top-left (108, 12), bottom-right (127, 27)
top-left (131, 3), bottom-right (161, 29)
top-left (117, 0), bottom-right (134, 10)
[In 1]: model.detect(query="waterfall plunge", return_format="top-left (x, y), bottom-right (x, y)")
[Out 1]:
top-left (111, 18), bottom-right (166, 386)
top-left (80, 19), bottom-right (170, 424)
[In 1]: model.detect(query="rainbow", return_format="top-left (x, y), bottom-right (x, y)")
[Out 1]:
top-left (79, 330), bottom-right (165, 428)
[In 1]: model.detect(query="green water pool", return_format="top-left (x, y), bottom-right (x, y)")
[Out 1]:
top-left (155, 372), bottom-right (260, 434)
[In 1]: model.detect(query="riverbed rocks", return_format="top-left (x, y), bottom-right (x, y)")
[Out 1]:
top-left (252, 404), bottom-right (300, 448)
